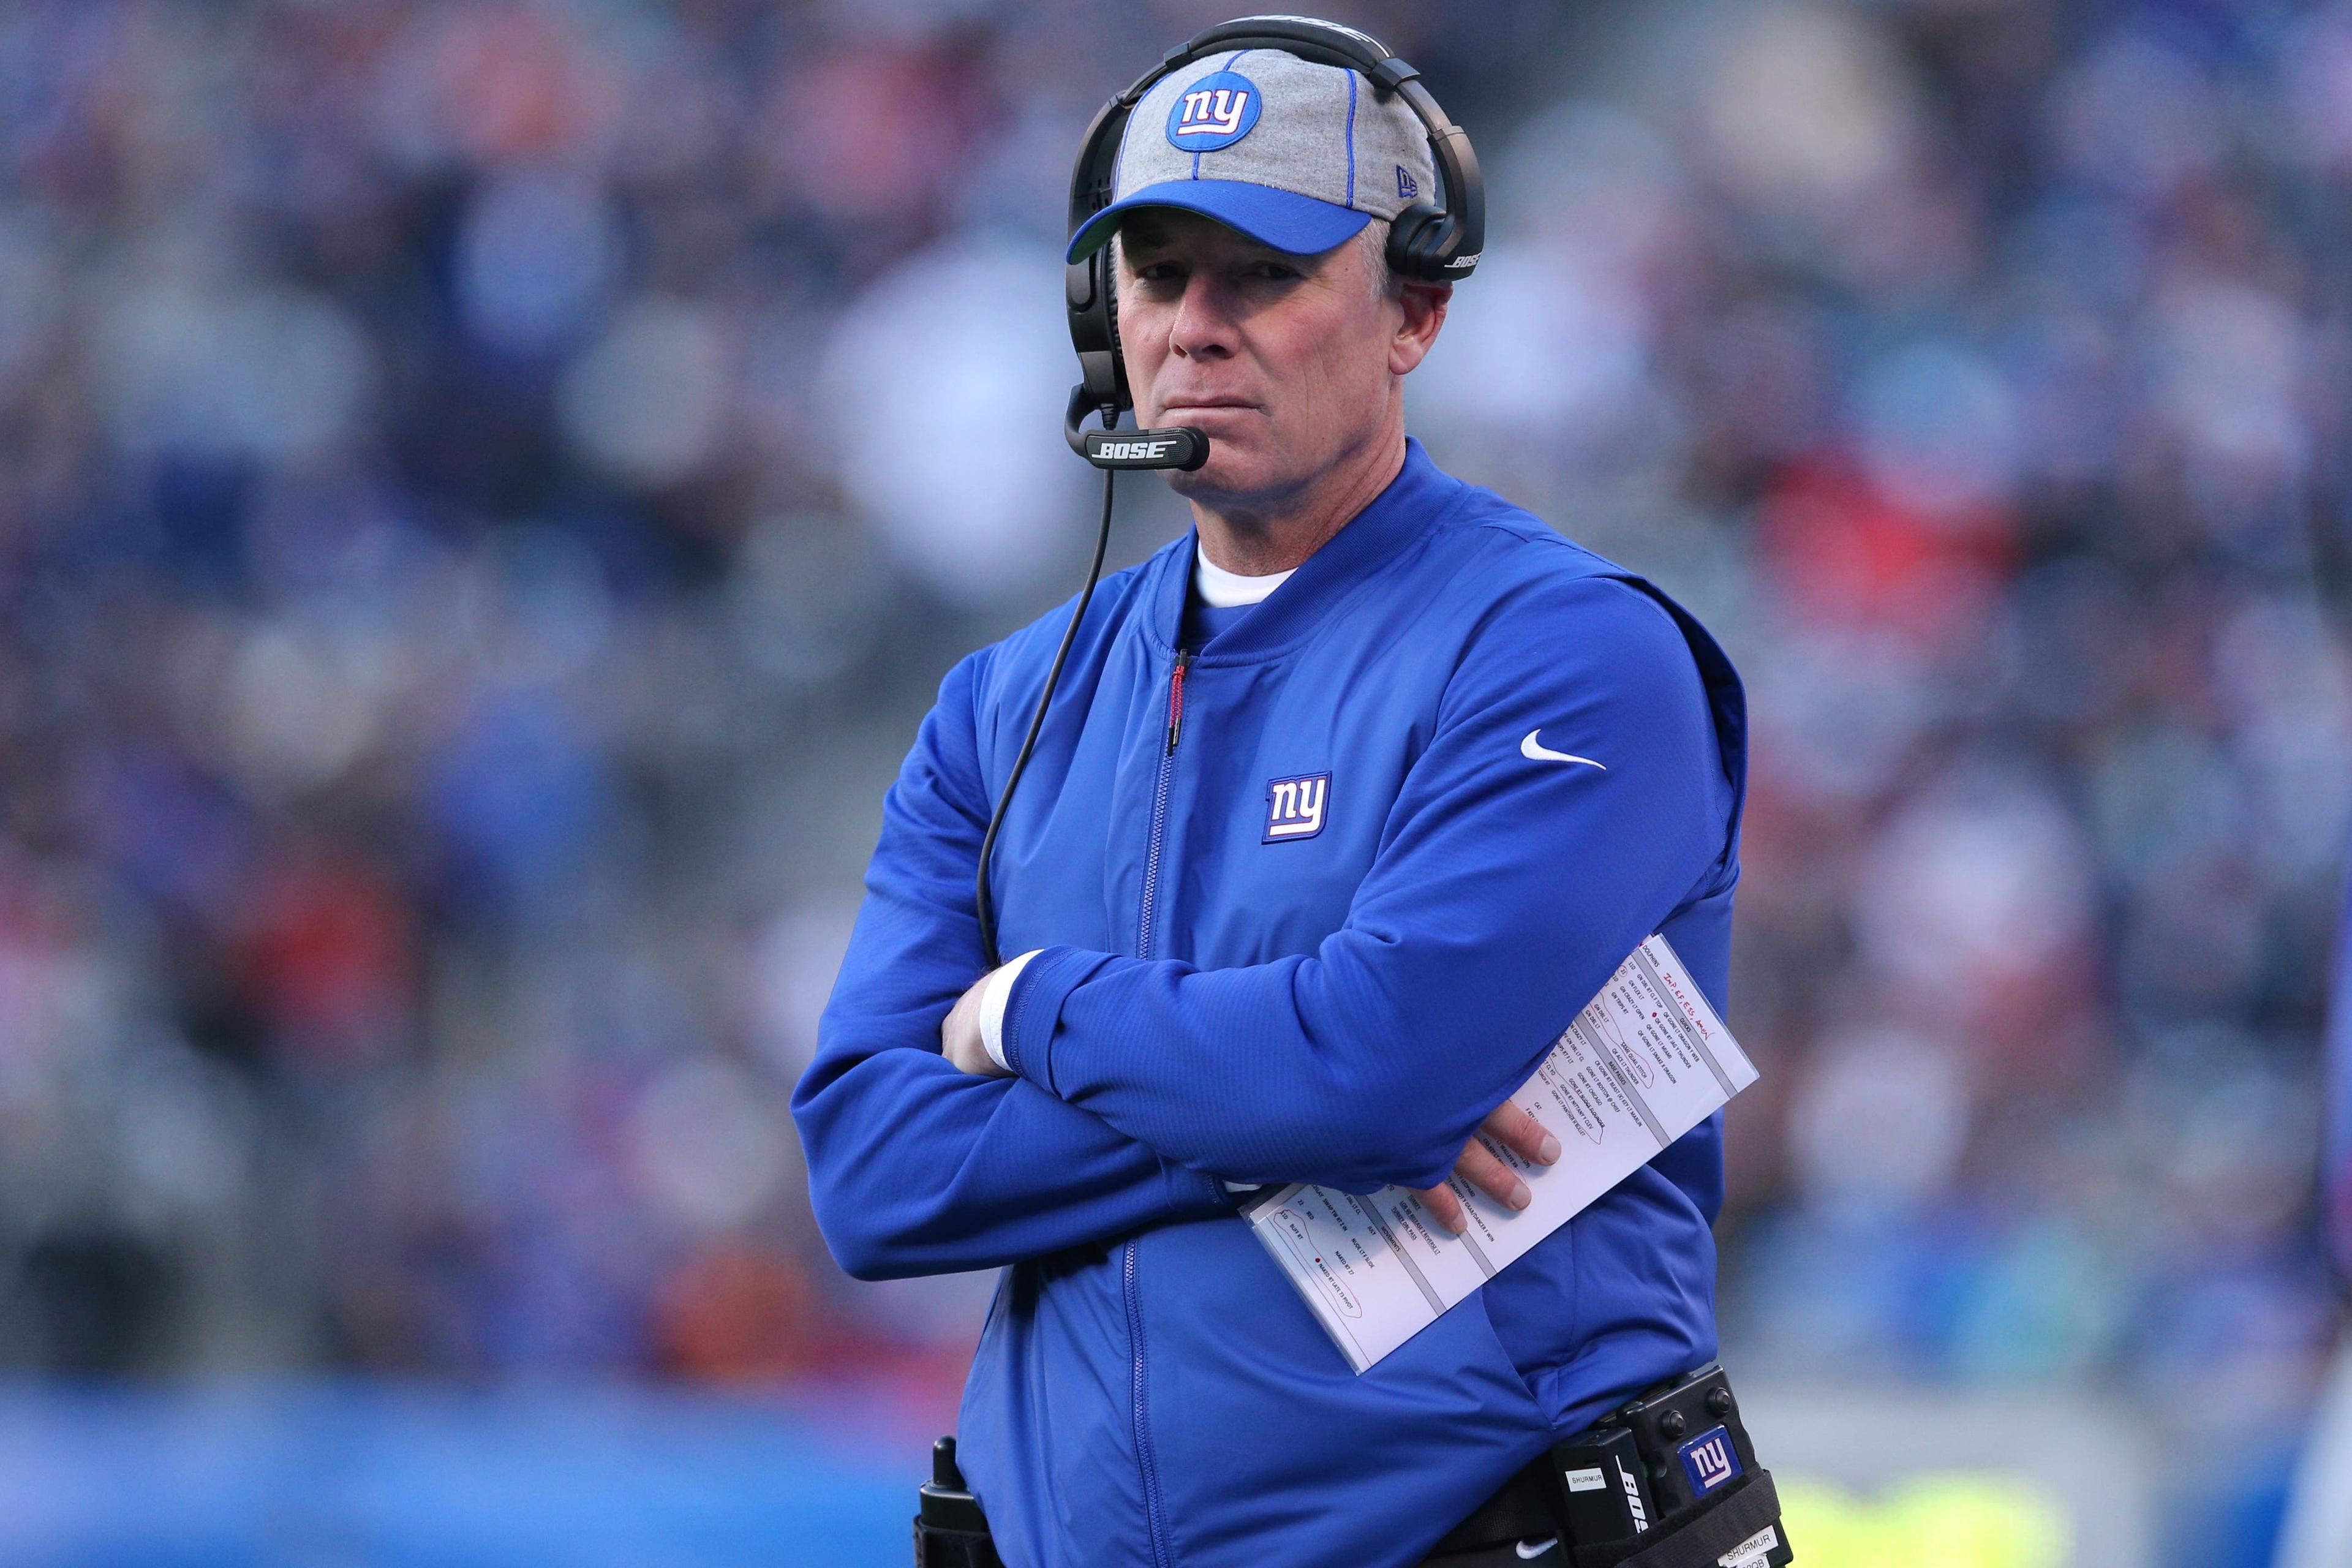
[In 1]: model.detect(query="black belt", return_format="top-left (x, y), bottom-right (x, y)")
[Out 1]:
top-left (1426, 1450), bottom-right (1564, 1556)
top-left (1422, 1534), bottom-right (1566, 1568)
top-left (1421, 1466), bottom-right (1786, 1568)
top-left (1422, 1364), bottom-right (1792, 1568)
top-left (916, 1365), bottom-right (1791, 1568)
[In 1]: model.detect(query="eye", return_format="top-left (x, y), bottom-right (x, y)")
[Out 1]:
top-left (1248, 260), bottom-right (1301, 281)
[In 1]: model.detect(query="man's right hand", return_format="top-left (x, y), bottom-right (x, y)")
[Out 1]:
top-left (1412, 1101), bottom-right (1561, 1235)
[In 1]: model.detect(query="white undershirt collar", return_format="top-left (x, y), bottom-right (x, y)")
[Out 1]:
top-left (1193, 548), bottom-right (1295, 608)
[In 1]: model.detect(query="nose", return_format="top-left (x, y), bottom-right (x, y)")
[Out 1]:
top-left (1167, 271), bottom-right (1235, 361)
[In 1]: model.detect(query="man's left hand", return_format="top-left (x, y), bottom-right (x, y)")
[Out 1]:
top-left (943, 969), bottom-right (1008, 1076)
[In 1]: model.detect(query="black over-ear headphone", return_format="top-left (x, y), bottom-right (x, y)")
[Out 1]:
top-left (1060, 13), bottom-right (1485, 467)
top-left (974, 17), bottom-right (1484, 968)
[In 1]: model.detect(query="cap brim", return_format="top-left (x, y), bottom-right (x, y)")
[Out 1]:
top-left (1066, 180), bottom-right (1373, 265)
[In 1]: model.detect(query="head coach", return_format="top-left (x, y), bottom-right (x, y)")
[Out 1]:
top-left (793, 17), bottom-right (1762, 1568)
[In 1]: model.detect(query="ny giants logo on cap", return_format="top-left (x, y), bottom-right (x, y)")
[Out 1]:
top-left (1167, 70), bottom-right (1261, 151)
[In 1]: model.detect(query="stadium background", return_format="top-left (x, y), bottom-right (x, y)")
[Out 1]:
top-left (0, 0), bottom-right (2345, 1564)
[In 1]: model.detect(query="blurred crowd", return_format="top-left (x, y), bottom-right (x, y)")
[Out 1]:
top-left (0, 0), bottom-right (2346, 1550)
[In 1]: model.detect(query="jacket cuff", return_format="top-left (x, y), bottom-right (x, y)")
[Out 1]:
top-left (999, 944), bottom-right (1116, 1091)
top-left (976, 949), bottom-right (1044, 1071)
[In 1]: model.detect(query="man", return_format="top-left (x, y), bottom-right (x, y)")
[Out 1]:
top-left (792, 36), bottom-right (1748, 1568)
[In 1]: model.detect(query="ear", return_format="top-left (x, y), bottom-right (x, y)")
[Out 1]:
top-left (1390, 279), bottom-right (1452, 376)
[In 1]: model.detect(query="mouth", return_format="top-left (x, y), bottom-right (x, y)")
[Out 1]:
top-left (1159, 399), bottom-right (1260, 416)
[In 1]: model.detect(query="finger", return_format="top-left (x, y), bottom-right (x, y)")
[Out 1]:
top-left (1482, 1099), bottom-right (1561, 1167)
top-left (1453, 1139), bottom-right (1532, 1212)
top-left (1414, 1180), bottom-right (1467, 1235)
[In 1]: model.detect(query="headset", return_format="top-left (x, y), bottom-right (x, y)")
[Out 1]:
top-left (1061, 13), bottom-right (1486, 465)
top-left (974, 15), bottom-right (1483, 968)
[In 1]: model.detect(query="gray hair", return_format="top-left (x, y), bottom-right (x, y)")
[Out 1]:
top-left (1354, 219), bottom-right (1400, 302)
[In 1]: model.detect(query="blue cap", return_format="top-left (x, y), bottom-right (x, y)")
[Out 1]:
top-left (1066, 50), bottom-right (1436, 265)
top-left (1068, 180), bottom-right (1369, 263)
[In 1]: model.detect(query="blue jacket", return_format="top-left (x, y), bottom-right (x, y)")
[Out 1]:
top-left (793, 439), bottom-right (1748, 1568)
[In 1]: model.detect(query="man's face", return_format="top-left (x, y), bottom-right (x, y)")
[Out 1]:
top-left (1113, 209), bottom-right (1444, 505)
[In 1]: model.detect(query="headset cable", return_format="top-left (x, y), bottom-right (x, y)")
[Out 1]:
top-left (975, 465), bottom-right (1117, 968)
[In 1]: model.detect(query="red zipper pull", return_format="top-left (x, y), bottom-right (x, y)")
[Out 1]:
top-left (1166, 651), bottom-right (1193, 754)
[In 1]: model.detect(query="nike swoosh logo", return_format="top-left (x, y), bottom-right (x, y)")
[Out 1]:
top-left (1521, 730), bottom-right (1606, 769)
top-left (1516, 1540), bottom-right (1560, 1561)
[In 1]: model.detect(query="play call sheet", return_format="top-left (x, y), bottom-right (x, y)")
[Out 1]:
top-left (1242, 935), bottom-right (1760, 1373)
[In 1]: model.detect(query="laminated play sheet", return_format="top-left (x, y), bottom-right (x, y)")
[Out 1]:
top-left (1242, 935), bottom-right (1758, 1373)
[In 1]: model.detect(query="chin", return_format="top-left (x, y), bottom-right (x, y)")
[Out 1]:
top-left (1162, 437), bottom-right (1293, 502)
top-left (1166, 456), bottom-right (1260, 502)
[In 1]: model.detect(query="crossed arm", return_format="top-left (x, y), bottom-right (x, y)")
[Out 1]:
top-left (792, 576), bottom-right (1728, 1278)
top-left (788, 646), bottom-right (1551, 1281)
top-left (938, 975), bottom-right (1561, 1234)
top-left (791, 647), bottom-right (1232, 1281)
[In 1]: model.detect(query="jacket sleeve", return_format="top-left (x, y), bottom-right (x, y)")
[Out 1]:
top-left (790, 648), bottom-right (1232, 1282)
top-left (997, 575), bottom-right (1736, 1194)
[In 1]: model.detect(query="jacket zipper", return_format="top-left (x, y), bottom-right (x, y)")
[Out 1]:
top-left (1126, 649), bottom-right (1188, 1568)
top-left (1136, 650), bottom-right (1189, 960)
top-left (1123, 1239), bottom-right (1172, 1568)
top-left (1164, 649), bottom-right (1190, 755)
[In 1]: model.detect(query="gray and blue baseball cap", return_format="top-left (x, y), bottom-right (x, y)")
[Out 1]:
top-left (1066, 48), bottom-right (1439, 263)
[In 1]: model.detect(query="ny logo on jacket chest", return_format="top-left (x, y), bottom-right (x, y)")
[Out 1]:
top-left (1262, 772), bottom-right (1330, 843)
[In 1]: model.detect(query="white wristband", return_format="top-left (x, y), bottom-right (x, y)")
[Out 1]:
top-left (979, 949), bottom-right (1044, 1071)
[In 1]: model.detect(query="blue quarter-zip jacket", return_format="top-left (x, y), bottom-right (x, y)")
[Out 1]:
top-left (793, 439), bottom-right (1748, 1568)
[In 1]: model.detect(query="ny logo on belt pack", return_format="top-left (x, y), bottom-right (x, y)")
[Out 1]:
top-left (1262, 771), bottom-right (1329, 843)
top-left (1675, 1425), bottom-right (1743, 1497)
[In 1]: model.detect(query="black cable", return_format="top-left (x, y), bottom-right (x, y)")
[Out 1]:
top-left (976, 464), bottom-right (1117, 970)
